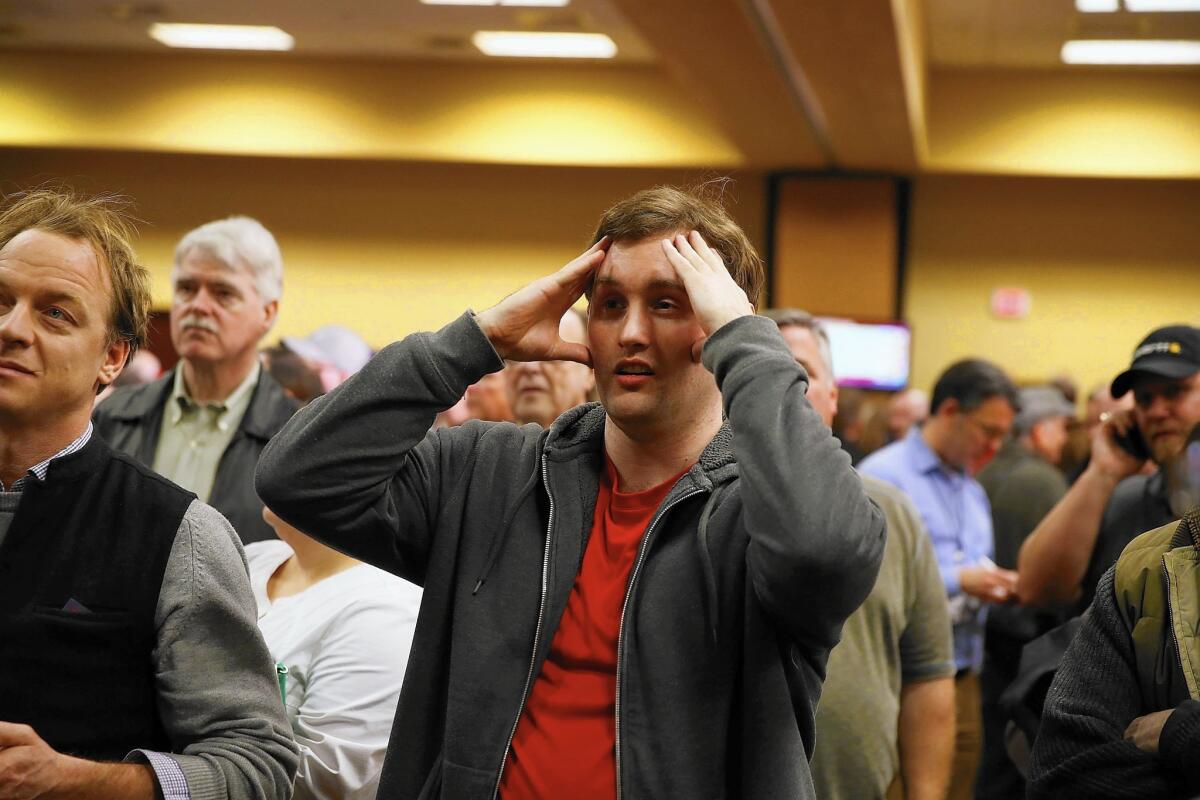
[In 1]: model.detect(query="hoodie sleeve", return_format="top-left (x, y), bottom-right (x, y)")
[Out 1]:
top-left (701, 315), bottom-right (886, 651)
top-left (255, 312), bottom-right (506, 585)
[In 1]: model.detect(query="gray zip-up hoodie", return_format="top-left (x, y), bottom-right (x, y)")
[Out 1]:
top-left (256, 311), bottom-right (885, 799)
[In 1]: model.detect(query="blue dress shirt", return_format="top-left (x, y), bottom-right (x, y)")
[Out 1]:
top-left (859, 427), bottom-right (995, 673)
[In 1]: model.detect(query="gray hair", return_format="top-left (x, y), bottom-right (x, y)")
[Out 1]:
top-left (761, 308), bottom-right (835, 375)
top-left (173, 215), bottom-right (283, 303)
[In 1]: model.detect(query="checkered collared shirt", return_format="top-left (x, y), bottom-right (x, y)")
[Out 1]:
top-left (0, 422), bottom-right (93, 492)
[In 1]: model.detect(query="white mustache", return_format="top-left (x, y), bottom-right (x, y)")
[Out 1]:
top-left (179, 315), bottom-right (218, 334)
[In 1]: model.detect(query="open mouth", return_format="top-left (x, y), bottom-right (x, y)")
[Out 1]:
top-left (614, 362), bottom-right (654, 388)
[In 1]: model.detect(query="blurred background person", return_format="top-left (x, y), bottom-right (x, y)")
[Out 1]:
top-left (888, 388), bottom-right (930, 444)
top-left (859, 388), bottom-right (930, 460)
top-left (464, 370), bottom-right (514, 422)
top-left (250, 507), bottom-right (422, 800)
top-left (263, 345), bottom-right (325, 405)
top-left (1062, 381), bottom-right (1137, 482)
top-left (284, 324), bottom-right (374, 392)
top-left (94, 349), bottom-right (161, 407)
top-left (859, 358), bottom-right (1020, 800)
top-left (765, 309), bottom-right (956, 800)
top-left (504, 307), bottom-right (595, 427)
top-left (973, 385), bottom-right (1075, 799)
top-left (1018, 325), bottom-right (1200, 613)
top-left (94, 215), bottom-right (298, 543)
top-left (433, 394), bottom-right (471, 429)
top-left (832, 386), bottom-right (869, 464)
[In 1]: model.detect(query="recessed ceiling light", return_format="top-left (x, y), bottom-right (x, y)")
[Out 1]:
top-left (1076, 0), bottom-right (1120, 10)
top-left (421, 0), bottom-right (570, 5)
top-left (148, 23), bottom-right (294, 51)
top-left (1126, 0), bottom-right (1200, 10)
top-left (472, 31), bottom-right (617, 58)
top-left (1061, 39), bottom-right (1200, 63)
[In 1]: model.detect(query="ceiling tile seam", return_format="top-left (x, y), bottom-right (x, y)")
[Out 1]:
top-left (738, 0), bottom-right (838, 168)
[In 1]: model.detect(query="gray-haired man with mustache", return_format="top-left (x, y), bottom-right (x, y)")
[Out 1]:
top-left (94, 216), bottom-right (298, 543)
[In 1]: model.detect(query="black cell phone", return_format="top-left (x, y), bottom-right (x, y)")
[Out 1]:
top-left (1113, 423), bottom-right (1151, 461)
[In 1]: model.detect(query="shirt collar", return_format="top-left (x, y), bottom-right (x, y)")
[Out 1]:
top-left (905, 425), bottom-right (957, 477)
top-left (1, 422), bottom-right (93, 492)
top-left (169, 361), bottom-right (261, 432)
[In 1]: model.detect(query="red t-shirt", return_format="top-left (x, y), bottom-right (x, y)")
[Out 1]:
top-left (499, 455), bottom-right (688, 799)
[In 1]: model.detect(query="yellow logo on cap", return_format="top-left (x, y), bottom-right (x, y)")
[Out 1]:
top-left (1170, 342), bottom-right (1182, 354)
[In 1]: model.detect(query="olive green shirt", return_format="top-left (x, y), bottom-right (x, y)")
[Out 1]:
top-left (812, 474), bottom-right (957, 800)
top-left (153, 362), bottom-right (260, 503)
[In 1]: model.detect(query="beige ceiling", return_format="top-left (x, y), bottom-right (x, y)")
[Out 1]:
top-left (2, 0), bottom-right (1200, 176)
top-left (926, 0), bottom-right (1200, 68)
top-left (0, 0), bottom-right (656, 62)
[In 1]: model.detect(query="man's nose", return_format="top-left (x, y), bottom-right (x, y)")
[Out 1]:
top-left (617, 306), bottom-right (651, 348)
top-left (1142, 394), bottom-right (1173, 419)
top-left (181, 286), bottom-right (216, 314)
top-left (0, 303), bottom-right (35, 346)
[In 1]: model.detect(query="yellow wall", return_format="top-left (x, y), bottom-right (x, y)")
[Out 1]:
top-left (926, 69), bottom-right (1200, 179)
top-left (906, 174), bottom-right (1200, 402)
top-left (0, 148), bottom-right (764, 349)
top-left (0, 50), bottom-right (743, 169)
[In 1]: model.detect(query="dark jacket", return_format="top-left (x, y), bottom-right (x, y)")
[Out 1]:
top-left (1029, 509), bottom-right (1200, 799)
top-left (256, 312), bottom-right (886, 799)
top-left (94, 366), bottom-right (298, 544)
top-left (0, 436), bottom-right (189, 760)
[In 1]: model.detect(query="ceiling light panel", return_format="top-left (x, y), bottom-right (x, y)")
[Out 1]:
top-left (1125, 0), bottom-right (1200, 10)
top-left (421, 0), bottom-right (570, 5)
top-left (1076, 0), bottom-right (1120, 10)
top-left (1061, 39), bottom-right (1200, 63)
top-left (472, 31), bottom-right (616, 58)
top-left (149, 23), bottom-right (294, 51)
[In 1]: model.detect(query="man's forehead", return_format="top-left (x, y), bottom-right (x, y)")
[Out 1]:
top-left (976, 395), bottom-right (1016, 420)
top-left (175, 249), bottom-right (249, 283)
top-left (594, 236), bottom-right (677, 283)
top-left (0, 228), bottom-right (105, 290)
top-left (779, 325), bottom-right (821, 361)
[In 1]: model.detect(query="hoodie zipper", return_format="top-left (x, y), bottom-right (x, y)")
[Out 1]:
top-left (1161, 517), bottom-right (1200, 699)
top-left (492, 455), bottom-right (555, 799)
top-left (614, 486), bottom-right (704, 800)
top-left (1162, 555), bottom-right (1187, 692)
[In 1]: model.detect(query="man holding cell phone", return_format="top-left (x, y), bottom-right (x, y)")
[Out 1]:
top-left (1017, 325), bottom-right (1200, 613)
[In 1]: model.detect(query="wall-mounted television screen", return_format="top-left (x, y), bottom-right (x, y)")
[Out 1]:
top-left (817, 318), bottom-right (911, 391)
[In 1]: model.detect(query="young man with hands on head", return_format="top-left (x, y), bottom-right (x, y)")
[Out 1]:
top-left (257, 186), bottom-right (885, 799)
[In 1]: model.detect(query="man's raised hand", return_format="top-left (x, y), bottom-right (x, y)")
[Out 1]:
top-left (660, 231), bottom-right (753, 361)
top-left (475, 238), bottom-right (608, 365)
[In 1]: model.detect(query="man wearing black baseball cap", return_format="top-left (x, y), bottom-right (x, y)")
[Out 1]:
top-left (1017, 324), bottom-right (1200, 612)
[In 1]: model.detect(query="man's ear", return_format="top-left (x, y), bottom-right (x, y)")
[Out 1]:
top-left (938, 397), bottom-right (961, 419)
top-left (261, 299), bottom-right (279, 334)
top-left (97, 338), bottom-right (132, 389)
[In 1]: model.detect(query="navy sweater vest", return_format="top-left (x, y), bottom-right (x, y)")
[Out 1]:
top-left (0, 437), bottom-right (193, 760)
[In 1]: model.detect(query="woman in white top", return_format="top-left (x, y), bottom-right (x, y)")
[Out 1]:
top-left (247, 508), bottom-right (422, 800)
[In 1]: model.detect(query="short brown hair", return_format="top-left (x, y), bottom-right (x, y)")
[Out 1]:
top-left (0, 188), bottom-right (151, 360)
top-left (591, 184), bottom-right (765, 309)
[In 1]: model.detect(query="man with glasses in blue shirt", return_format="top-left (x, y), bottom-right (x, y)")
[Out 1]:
top-left (860, 358), bottom-right (1020, 800)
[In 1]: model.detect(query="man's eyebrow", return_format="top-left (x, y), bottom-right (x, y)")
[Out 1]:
top-left (40, 289), bottom-right (86, 309)
top-left (592, 276), bottom-right (687, 292)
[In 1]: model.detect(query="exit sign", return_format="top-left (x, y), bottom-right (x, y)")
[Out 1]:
top-left (991, 287), bottom-right (1031, 319)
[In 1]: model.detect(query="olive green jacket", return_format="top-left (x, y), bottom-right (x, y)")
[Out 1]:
top-left (1113, 506), bottom-right (1200, 710)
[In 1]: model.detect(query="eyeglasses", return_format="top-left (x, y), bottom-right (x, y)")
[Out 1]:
top-left (965, 413), bottom-right (1009, 442)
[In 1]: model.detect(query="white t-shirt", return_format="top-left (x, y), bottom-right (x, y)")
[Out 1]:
top-left (247, 540), bottom-right (422, 800)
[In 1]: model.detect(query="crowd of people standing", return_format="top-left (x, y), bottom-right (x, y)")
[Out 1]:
top-left (0, 184), bottom-right (1197, 799)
